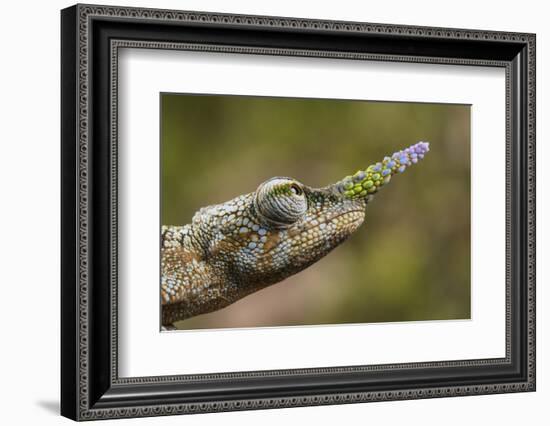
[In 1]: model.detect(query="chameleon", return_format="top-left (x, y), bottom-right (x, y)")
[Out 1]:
top-left (161, 141), bottom-right (430, 328)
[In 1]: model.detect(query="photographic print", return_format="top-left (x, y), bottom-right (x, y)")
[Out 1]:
top-left (160, 94), bottom-right (471, 331)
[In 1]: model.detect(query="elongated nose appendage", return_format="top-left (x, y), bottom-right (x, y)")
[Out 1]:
top-left (334, 141), bottom-right (430, 199)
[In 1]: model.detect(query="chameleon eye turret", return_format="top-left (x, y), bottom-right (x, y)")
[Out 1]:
top-left (254, 177), bottom-right (308, 227)
top-left (161, 141), bottom-right (430, 327)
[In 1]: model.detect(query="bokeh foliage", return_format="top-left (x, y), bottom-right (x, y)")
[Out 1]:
top-left (161, 94), bottom-right (471, 330)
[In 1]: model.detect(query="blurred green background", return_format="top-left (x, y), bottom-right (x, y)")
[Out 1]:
top-left (161, 94), bottom-right (471, 330)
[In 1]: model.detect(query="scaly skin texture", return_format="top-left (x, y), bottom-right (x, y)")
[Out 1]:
top-left (161, 141), bottom-right (430, 327)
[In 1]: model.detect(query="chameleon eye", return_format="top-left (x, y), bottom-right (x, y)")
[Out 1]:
top-left (290, 183), bottom-right (303, 196)
top-left (254, 177), bottom-right (308, 226)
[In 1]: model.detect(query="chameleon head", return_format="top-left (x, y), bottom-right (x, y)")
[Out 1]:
top-left (250, 175), bottom-right (367, 281)
top-left (211, 142), bottom-right (429, 287)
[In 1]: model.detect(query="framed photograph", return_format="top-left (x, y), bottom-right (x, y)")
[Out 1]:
top-left (61, 4), bottom-right (536, 421)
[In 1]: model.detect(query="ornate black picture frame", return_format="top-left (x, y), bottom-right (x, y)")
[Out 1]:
top-left (61, 4), bottom-right (536, 421)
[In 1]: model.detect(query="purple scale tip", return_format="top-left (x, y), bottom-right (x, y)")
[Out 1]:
top-left (414, 141), bottom-right (430, 153)
top-left (390, 142), bottom-right (428, 173)
top-left (390, 142), bottom-right (429, 163)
